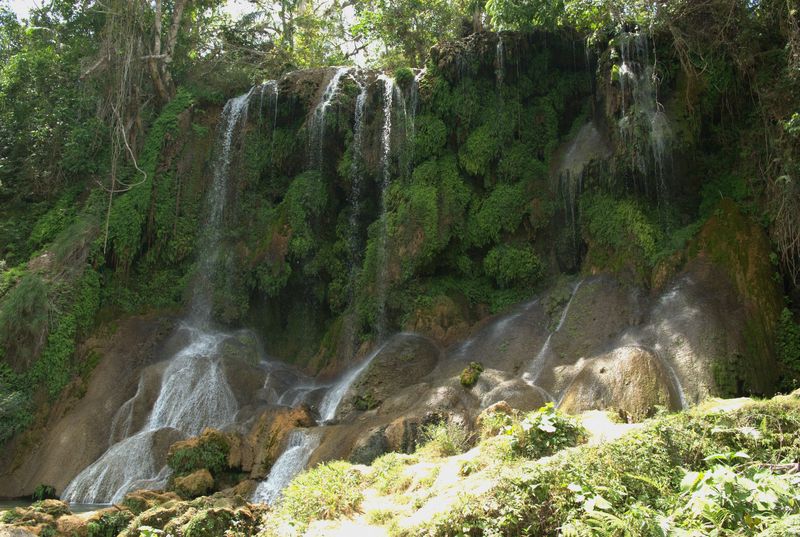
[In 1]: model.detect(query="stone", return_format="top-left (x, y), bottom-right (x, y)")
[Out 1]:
top-left (174, 469), bottom-right (215, 499)
top-left (0, 526), bottom-right (38, 537)
top-left (55, 515), bottom-right (88, 537)
top-left (349, 426), bottom-right (390, 465)
top-left (122, 489), bottom-right (181, 515)
top-left (559, 346), bottom-right (681, 422)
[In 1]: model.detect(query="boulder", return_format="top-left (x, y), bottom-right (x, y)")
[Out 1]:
top-left (174, 469), bottom-right (214, 499)
top-left (122, 489), bottom-right (181, 515)
top-left (339, 333), bottom-right (441, 419)
top-left (0, 526), bottom-right (38, 537)
top-left (479, 378), bottom-right (550, 412)
top-left (243, 406), bottom-right (315, 479)
top-left (559, 346), bottom-right (681, 421)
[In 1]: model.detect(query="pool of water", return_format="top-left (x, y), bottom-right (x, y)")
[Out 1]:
top-left (0, 500), bottom-right (109, 514)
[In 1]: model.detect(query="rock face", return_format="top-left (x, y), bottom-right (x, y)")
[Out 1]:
top-left (174, 469), bottom-right (214, 499)
top-left (559, 346), bottom-right (682, 421)
top-left (0, 314), bottom-right (177, 498)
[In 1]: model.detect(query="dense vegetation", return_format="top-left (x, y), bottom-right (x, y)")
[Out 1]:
top-left (1, 2), bottom-right (800, 525)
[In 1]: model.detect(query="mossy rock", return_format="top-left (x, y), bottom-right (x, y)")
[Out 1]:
top-left (173, 469), bottom-right (215, 499)
top-left (121, 489), bottom-right (181, 515)
top-left (167, 428), bottom-right (230, 477)
top-left (691, 199), bottom-right (783, 395)
top-left (460, 362), bottom-right (484, 388)
top-left (182, 507), bottom-right (244, 537)
top-left (86, 508), bottom-right (134, 537)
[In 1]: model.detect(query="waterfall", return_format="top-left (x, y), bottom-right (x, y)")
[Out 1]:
top-left (317, 340), bottom-right (388, 423)
top-left (347, 82), bottom-right (368, 296)
top-left (521, 280), bottom-right (584, 395)
top-left (495, 34), bottom-right (505, 88)
top-left (309, 67), bottom-right (351, 169)
top-left (63, 90), bottom-right (253, 504)
top-left (617, 32), bottom-right (672, 200)
top-left (374, 75), bottom-right (396, 339)
top-left (251, 429), bottom-right (322, 504)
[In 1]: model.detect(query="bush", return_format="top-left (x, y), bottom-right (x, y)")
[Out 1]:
top-left (417, 420), bottom-right (473, 457)
top-left (777, 307), bottom-right (800, 390)
top-left (503, 403), bottom-right (587, 459)
top-left (32, 484), bottom-right (56, 501)
top-left (483, 244), bottom-right (544, 288)
top-left (460, 361), bottom-right (484, 388)
top-left (167, 429), bottom-right (230, 477)
top-left (467, 182), bottom-right (530, 247)
top-left (277, 461), bottom-right (363, 526)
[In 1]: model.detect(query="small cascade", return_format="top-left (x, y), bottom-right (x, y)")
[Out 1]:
top-left (521, 280), bottom-right (584, 392)
top-left (63, 89), bottom-right (254, 504)
top-left (617, 32), bottom-right (672, 200)
top-left (555, 122), bottom-right (611, 267)
top-left (309, 67), bottom-right (351, 169)
top-left (257, 80), bottom-right (279, 129)
top-left (190, 89), bottom-right (254, 324)
top-left (374, 75), bottom-right (396, 339)
top-left (495, 34), bottom-right (505, 88)
top-left (317, 340), bottom-right (388, 423)
top-left (347, 82), bottom-right (369, 294)
top-left (251, 429), bottom-right (322, 504)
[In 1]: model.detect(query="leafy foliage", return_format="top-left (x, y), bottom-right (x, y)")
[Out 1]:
top-left (484, 243), bottom-right (544, 288)
top-left (276, 461), bottom-right (364, 527)
top-left (417, 419), bottom-right (473, 457)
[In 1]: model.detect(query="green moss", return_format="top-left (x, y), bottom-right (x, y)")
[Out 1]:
top-left (580, 192), bottom-right (663, 281)
top-left (459, 123), bottom-right (502, 176)
top-left (410, 115), bottom-right (447, 163)
top-left (107, 89), bottom-right (195, 272)
top-left (483, 244), bottom-right (544, 288)
top-left (459, 361), bottom-right (484, 388)
top-left (467, 182), bottom-right (530, 247)
top-left (777, 308), bottom-right (800, 391)
top-left (87, 510), bottom-right (134, 537)
top-left (167, 431), bottom-right (230, 477)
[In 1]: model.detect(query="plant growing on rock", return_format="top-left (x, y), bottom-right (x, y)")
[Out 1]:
top-left (460, 361), bottom-right (484, 388)
top-left (504, 403), bottom-right (587, 459)
top-left (417, 419), bottom-right (473, 457)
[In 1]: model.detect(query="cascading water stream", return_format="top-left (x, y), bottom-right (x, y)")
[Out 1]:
top-left (309, 67), bottom-right (351, 169)
top-left (317, 340), bottom-right (389, 423)
top-left (63, 90), bottom-right (253, 504)
top-left (521, 280), bottom-right (584, 396)
top-left (495, 35), bottom-right (505, 88)
top-left (251, 429), bottom-right (322, 504)
top-left (374, 75), bottom-right (396, 339)
top-left (617, 32), bottom-right (672, 201)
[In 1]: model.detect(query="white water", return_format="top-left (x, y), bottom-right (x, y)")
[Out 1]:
top-left (317, 340), bottom-right (388, 423)
top-left (309, 67), bottom-right (351, 168)
top-left (251, 429), bottom-right (322, 504)
top-left (63, 90), bottom-right (253, 504)
top-left (495, 35), bottom-right (505, 88)
top-left (617, 33), bottom-right (672, 199)
top-left (374, 75), bottom-right (396, 338)
top-left (522, 280), bottom-right (584, 390)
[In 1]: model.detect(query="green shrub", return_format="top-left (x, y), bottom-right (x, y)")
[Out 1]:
top-left (369, 453), bottom-right (416, 494)
top-left (777, 307), bottom-right (800, 390)
top-left (167, 430), bottom-right (230, 477)
top-left (277, 461), bottom-right (363, 526)
top-left (410, 115), bottom-right (448, 163)
top-left (483, 244), bottom-right (544, 288)
top-left (459, 361), bottom-right (484, 388)
top-left (394, 67), bottom-right (414, 86)
top-left (467, 182), bottom-right (530, 247)
top-left (580, 192), bottom-right (663, 277)
top-left (417, 420), bottom-right (473, 457)
top-left (87, 510), bottom-right (134, 537)
top-left (459, 123), bottom-right (501, 176)
top-left (32, 484), bottom-right (56, 501)
top-left (504, 403), bottom-right (587, 459)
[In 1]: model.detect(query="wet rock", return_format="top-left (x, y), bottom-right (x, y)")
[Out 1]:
top-left (339, 333), bottom-right (441, 419)
top-left (168, 428), bottom-right (230, 477)
top-left (479, 378), bottom-right (549, 412)
top-left (349, 426), bottom-right (390, 465)
top-left (174, 469), bottom-right (215, 499)
top-left (559, 346), bottom-right (681, 421)
top-left (243, 406), bottom-right (315, 479)
top-left (28, 500), bottom-right (70, 518)
top-left (404, 295), bottom-right (472, 346)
